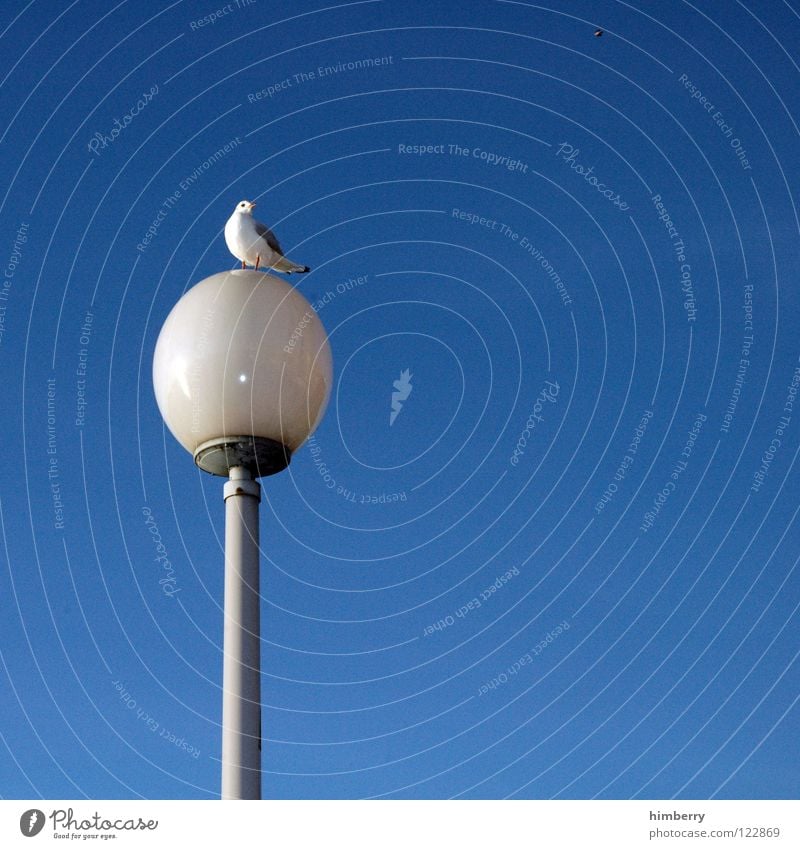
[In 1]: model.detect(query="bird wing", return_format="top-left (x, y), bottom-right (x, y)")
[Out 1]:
top-left (253, 219), bottom-right (283, 254)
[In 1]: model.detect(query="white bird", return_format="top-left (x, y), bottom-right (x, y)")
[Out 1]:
top-left (224, 200), bottom-right (310, 274)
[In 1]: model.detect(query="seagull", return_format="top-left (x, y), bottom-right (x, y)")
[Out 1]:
top-left (224, 200), bottom-right (310, 274)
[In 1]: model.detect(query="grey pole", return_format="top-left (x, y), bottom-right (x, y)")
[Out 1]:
top-left (221, 464), bottom-right (262, 800)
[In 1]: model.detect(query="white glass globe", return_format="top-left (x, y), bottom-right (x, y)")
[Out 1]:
top-left (153, 270), bottom-right (332, 469)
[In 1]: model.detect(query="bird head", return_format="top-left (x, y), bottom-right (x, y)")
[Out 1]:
top-left (234, 199), bottom-right (256, 215)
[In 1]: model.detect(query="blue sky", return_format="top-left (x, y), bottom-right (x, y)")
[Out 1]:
top-left (1, 0), bottom-right (798, 800)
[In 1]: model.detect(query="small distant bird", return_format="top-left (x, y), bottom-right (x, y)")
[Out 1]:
top-left (594, 29), bottom-right (603, 37)
top-left (224, 200), bottom-right (310, 274)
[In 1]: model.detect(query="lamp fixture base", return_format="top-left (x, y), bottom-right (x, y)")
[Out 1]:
top-left (194, 436), bottom-right (291, 478)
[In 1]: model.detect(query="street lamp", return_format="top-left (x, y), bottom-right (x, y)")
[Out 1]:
top-left (152, 269), bottom-right (332, 799)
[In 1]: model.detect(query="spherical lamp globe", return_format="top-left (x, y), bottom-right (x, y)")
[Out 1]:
top-left (152, 269), bottom-right (332, 477)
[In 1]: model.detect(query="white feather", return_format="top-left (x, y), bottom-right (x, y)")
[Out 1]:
top-left (224, 200), bottom-right (309, 273)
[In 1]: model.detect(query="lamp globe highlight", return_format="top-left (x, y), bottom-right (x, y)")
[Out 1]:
top-left (153, 269), bottom-right (332, 477)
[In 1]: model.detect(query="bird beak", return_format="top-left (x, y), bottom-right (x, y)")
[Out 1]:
top-left (249, 202), bottom-right (256, 210)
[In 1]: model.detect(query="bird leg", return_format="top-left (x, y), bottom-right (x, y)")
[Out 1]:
top-left (255, 254), bottom-right (260, 270)
top-left (241, 260), bottom-right (246, 269)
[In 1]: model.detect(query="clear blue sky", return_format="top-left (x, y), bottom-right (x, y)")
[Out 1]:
top-left (1, 0), bottom-right (798, 800)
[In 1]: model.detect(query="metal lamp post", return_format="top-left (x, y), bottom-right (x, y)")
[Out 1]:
top-left (152, 269), bottom-right (332, 799)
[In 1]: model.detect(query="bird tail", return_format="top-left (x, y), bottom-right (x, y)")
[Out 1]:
top-left (272, 256), bottom-right (310, 274)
